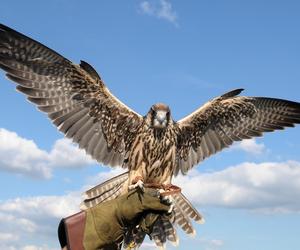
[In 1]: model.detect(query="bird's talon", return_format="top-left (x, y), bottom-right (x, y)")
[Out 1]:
top-left (137, 180), bottom-right (145, 192)
top-left (128, 179), bottom-right (145, 192)
top-left (161, 194), bottom-right (174, 214)
top-left (167, 203), bottom-right (174, 214)
top-left (158, 188), bottom-right (165, 194)
top-left (163, 195), bottom-right (174, 204)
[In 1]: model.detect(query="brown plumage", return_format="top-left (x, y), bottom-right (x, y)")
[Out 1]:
top-left (1, 24), bottom-right (300, 248)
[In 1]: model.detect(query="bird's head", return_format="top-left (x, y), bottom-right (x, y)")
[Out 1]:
top-left (146, 103), bottom-right (172, 129)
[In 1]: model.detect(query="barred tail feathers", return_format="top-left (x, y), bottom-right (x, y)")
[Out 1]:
top-left (148, 215), bottom-right (178, 249)
top-left (173, 192), bottom-right (205, 224)
top-left (150, 192), bottom-right (204, 247)
top-left (80, 171), bottom-right (129, 210)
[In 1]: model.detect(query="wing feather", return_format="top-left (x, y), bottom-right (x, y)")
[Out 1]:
top-left (65, 113), bottom-right (90, 138)
top-left (77, 122), bottom-right (98, 149)
top-left (177, 89), bottom-right (300, 174)
top-left (0, 23), bottom-right (143, 168)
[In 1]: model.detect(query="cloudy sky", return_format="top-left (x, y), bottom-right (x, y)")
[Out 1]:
top-left (1, 1), bottom-right (300, 249)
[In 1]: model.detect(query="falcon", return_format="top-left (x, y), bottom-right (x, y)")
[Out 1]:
top-left (1, 23), bottom-right (300, 248)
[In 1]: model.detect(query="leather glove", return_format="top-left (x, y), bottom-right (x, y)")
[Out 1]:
top-left (83, 188), bottom-right (171, 250)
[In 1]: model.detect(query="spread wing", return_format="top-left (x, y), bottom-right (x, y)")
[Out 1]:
top-left (0, 24), bottom-right (143, 168)
top-left (176, 88), bottom-right (300, 174)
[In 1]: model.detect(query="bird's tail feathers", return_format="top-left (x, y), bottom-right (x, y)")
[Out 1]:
top-left (151, 215), bottom-right (179, 248)
top-left (173, 192), bottom-right (205, 224)
top-left (80, 171), bottom-right (129, 210)
top-left (123, 215), bottom-right (178, 250)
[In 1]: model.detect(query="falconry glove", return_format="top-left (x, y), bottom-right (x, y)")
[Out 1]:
top-left (84, 188), bottom-right (171, 249)
top-left (58, 188), bottom-right (171, 250)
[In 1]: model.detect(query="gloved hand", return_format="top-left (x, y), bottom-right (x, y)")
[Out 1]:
top-left (83, 188), bottom-right (171, 250)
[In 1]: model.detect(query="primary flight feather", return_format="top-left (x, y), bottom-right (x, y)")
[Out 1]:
top-left (1, 23), bottom-right (300, 248)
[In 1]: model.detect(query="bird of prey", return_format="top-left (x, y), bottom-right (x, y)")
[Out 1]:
top-left (1, 23), bottom-right (300, 248)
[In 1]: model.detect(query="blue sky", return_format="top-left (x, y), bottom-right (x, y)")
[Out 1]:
top-left (0, 1), bottom-right (300, 249)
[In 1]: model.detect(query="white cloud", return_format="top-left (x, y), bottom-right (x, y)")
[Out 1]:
top-left (139, 242), bottom-right (156, 250)
top-left (84, 167), bottom-right (126, 190)
top-left (157, 0), bottom-right (178, 24)
top-left (139, 0), bottom-right (178, 26)
top-left (48, 138), bottom-right (95, 169)
top-left (0, 244), bottom-right (59, 250)
top-left (195, 237), bottom-right (224, 250)
top-left (0, 128), bottom-right (96, 179)
top-left (210, 239), bottom-right (224, 247)
top-left (0, 244), bottom-right (17, 250)
top-left (140, 1), bottom-right (153, 15)
top-left (230, 138), bottom-right (266, 155)
top-left (0, 233), bottom-right (17, 241)
top-left (0, 128), bottom-right (51, 178)
top-left (0, 192), bottom-right (79, 250)
top-left (174, 161), bottom-right (300, 213)
top-left (0, 193), bottom-right (80, 221)
top-left (21, 245), bottom-right (58, 250)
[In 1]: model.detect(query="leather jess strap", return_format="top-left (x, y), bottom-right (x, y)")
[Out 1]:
top-left (131, 176), bottom-right (182, 196)
top-left (144, 183), bottom-right (181, 196)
